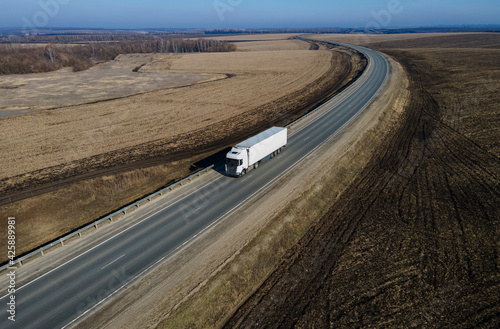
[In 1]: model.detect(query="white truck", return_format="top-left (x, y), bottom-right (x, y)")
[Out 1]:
top-left (225, 127), bottom-right (287, 177)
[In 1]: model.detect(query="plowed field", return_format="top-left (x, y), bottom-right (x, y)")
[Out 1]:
top-left (225, 34), bottom-right (500, 328)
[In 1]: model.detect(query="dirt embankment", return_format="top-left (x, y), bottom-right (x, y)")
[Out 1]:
top-left (0, 39), bottom-right (366, 261)
top-left (225, 34), bottom-right (500, 328)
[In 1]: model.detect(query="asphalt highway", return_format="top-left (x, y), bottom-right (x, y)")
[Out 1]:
top-left (0, 40), bottom-right (388, 328)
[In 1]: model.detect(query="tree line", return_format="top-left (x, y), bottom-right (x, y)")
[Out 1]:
top-left (0, 38), bottom-right (236, 75)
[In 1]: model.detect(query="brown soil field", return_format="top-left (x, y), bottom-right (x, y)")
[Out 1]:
top-left (316, 32), bottom-right (500, 49)
top-left (0, 38), bottom-right (365, 260)
top-left (225, 33), bottom-right (500, 328)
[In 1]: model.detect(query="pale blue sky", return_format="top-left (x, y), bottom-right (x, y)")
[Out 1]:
top-left (1, 0), bottom-right (499, 29)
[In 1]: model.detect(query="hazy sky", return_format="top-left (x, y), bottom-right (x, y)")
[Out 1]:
top-left (1, 0), bottom-right (499, 29)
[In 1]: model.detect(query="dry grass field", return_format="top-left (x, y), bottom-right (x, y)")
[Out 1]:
top-left (207, 33), bottom-right (302, 41)
top-left (0, 37), bottom-right (365, 260)
top-left (225, 33), bottom-right (500, 328)
top-left (1, 46), bottom-right (332, 181)
top-left (234, 39), bottom-right (311, 52)
top-left (205, 34), bottom-right (310, 52)
top-left (0, 44), bottom-right (338, 179)
top-left (0, 54), bottom-right (223, 110)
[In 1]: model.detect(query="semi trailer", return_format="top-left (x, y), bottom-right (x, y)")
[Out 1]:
top-left (225, 127), bottom-right (287, 177)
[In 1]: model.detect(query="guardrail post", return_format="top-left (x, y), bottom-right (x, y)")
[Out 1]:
top-left (95, 224), bottom-right (98, 230)
top-left (109, 217), bottom-right (113, 222)
top-left (41, 250), bottom-right (44, 257)
top-left (136, 204), bottom-right (139, 208)
top-left (78, 231), bottom-right (82, 237)
top-left (60, 239), bottom-right (64, 247)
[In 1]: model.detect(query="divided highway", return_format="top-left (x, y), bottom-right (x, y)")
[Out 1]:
top-left (0, 40), bottom-right (388, 329)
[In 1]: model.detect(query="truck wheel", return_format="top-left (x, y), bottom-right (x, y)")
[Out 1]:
top-left (254, 162), bottom-right (259, 169)
top-left (242, 169), bottom-right (247, 176)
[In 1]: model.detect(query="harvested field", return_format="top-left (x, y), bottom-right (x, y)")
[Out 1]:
top-left (0, 38), bottom-right (365, 260)
top-left (0, 45), bottom-right (334, 181)
top-left (224, 39), bottom-right (310, 52)
top-left (225, 33), bottom-right (500, 328)
top-left (207, 34), bottom-right (301, 41)
top-left (206, 34), bottom-right (309, 52)
top-left (0, 54), bottom-right (223, 110)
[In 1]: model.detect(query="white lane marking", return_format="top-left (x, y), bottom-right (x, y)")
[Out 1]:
top-left (101, 254), bottom-right (125, 270)
top-left (304, 137), bottom-right (311, 142)
top-left (0, 175), bottom-right (225, 301)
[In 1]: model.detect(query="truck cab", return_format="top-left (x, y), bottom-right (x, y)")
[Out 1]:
top-left (225, 127), bottom-right (287, 177)
top-left (225, 147), bottom-right (249, 177)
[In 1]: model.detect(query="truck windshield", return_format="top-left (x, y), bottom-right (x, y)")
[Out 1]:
top-left (226, 159), bottom-right (241, 166)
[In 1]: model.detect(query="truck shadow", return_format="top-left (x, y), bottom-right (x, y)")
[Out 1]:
top-left (190, 147), bottom-right (231, 176)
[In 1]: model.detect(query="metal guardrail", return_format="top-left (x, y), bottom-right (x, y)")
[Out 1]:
top-left (0, 165), bottom-right (214, 271)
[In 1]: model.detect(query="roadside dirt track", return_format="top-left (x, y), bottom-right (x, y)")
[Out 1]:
top-left (225, 35), bottom-right (500, 328)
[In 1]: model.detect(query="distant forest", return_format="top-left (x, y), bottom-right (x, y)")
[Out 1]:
top-left (0, 37), bottom-right (236, 75)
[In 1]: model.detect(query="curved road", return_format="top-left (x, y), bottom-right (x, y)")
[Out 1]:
top-left (0, 40), bottom-right (388, 329)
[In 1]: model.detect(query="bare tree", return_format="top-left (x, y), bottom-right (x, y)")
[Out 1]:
top-left (44, 44), bottom-right (58, 62)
